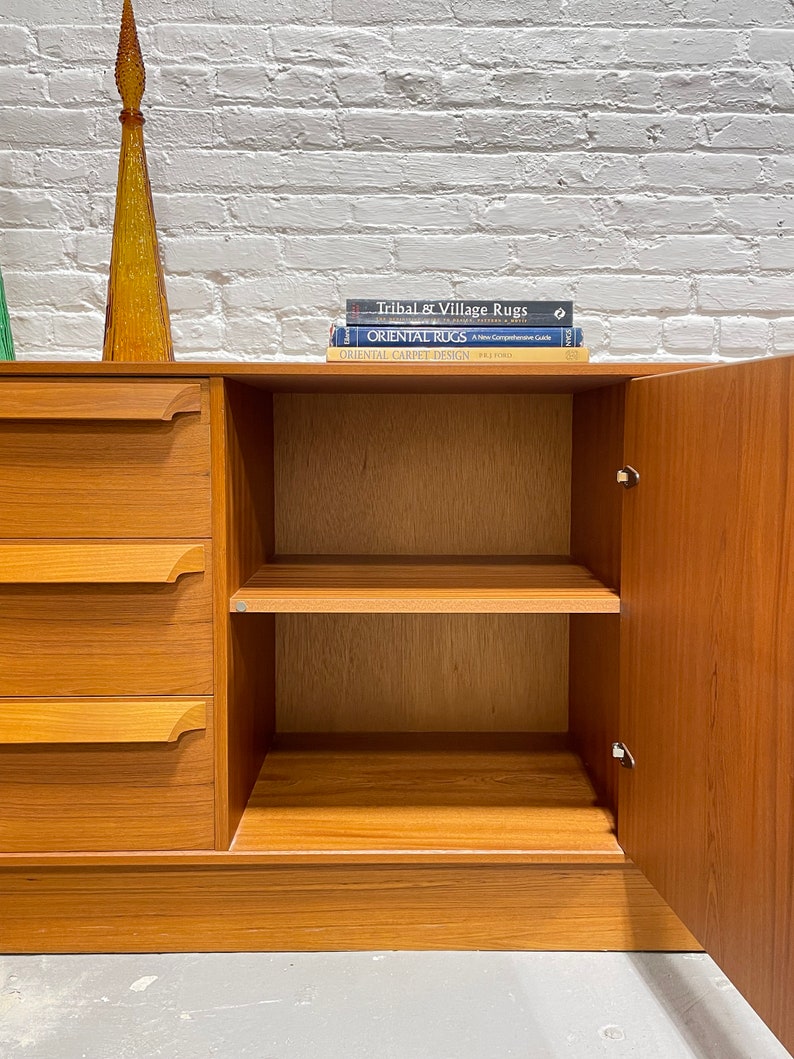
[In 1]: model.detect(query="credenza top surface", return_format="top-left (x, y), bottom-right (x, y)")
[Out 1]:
top-left (0, 360), bottom-right (704, 394)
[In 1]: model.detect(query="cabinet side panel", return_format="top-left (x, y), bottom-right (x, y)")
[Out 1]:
top-left (211, 380), bottom-right (275, 848)
top-left (621, 359), bottom-right (794, 1053)
top-left (569, 384), bottom-right (625, 811)
top-left (274, 394), bottom-right (571, 555)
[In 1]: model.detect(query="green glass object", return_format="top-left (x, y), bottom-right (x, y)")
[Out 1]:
top-left (0, 265), bottom-right (15, 361)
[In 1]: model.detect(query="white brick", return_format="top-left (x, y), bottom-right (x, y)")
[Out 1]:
top-left (153, 25), bottom-right (273, 62)
top-left (336, 272), bottom-right (456, 300)
top-left (701, 115), bottom-right (794, 149)
top-left (622, 30), bottom-right (739, 65)
top-left (464, 111), bottom-right (586, 149)
top-left (340, 111), bottom-right (458, 150)
top-left (281, 152), bottom-right (406, 191)
top-left (333, 70), bottom-right (385, 107)
top-left (522, 154), bottom-right (643, 192)
top-left (384, 71), bottom-right (439, 107)
top-left (231, 194), bottom-right (354, 231)
top-left (698, 276), bottom-right (794, 312)
top-left (451, 0), bottom-right (558, 23)
top-left (578, 276), bottom-right (691, 311)
top-left (0, 230), bottom-right (72, 269)
top-left (587, 114), bottom-right (698, 150)
top-left (759, 237), bottom-right (794, 269)
top-left (225, 314), bottom-right (282, 357)
top-left (480, 195), bottom-right (601, 232)
top-left (601, 195), bottom-right (719, 232)
top-left (37, 151), bottom-right (116, 188)
top-left (74, 232), bottom-right (109, 270)
top-left (47, 70), bottom-right (105, 106)
top-left (223, 274), bottom-right (337, 312)
top-left (167, 277), bottom-right (216, 313)
top-left (748, 29), bottom-right (794, 62)
top-left (50, 311), bottom-right (104, 350)
top-left (4, 311), bottom-right (52, 349)
top-left (171, 317), bottom-right (224, 352)
top-left (515, 234), bottom-right (632, 270)
top-left (684, 0), bottom-right (792, 23)
top-left (5, 0), bottom-right (102, 18)
top-left (216, 67), bottom-right (274, 101)
top-left (219, 109), bottom-right (339, 150)
top-left (283, 236), bottom-right (392, 271)
top-left (2, 272), bottom-right (103, 312)
top-left (37, 26), bottom-right (117, 63)
top-left (164, 235), bottom-right (280, 274)
top-left (1, 107), bottom-right (96, 147)
top-left (271, 27), bottom-right (389, 65)
top-left (719, 195), bottom-right (794, 230)
top-left (212, 0), bottom-right (330, 21)
top-left (718, 316), bottom-right (770, 356)
top-left (642, 154), bottom-right (763, 191)
top-left (282, 315), bottom-right (337, 356)
top-left (153, 193), bottom-right (227, 230)
top-left (0, 27), bottom-right (33, 62)
top-left (399, 153), bottom-right (522, 191)
top-left (0, 69), bottom-right (47, 104)
top-left (395, 235), bottom-right (510, 272)
top-left (698, 277), bottom-right (791, 309)
top-left (662, 316), bottom-right (716, 354)
top-left (0, 189), bottom-right (78, 227)
top-left (352, 195), bottom-right (474, 230)
top-left (334, 0), bottom-right (451, 22)
top-left (635, 236), bottom-right (753, 272)
top-left (772, 319), bottom-right (794, 351)
top-left (456, 276), bottom-right (576, 300)
top-left (437, 71), bottom-right (496, 107)
top-left (148, 67), bottom-right (217, 109)
top-left (608, 316), bottom-right (662, 354)
top-left (270, 68), bottom-right (334, 107)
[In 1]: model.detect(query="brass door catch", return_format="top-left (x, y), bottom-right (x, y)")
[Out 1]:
top-left (616, 466), bottom-right (640, 488)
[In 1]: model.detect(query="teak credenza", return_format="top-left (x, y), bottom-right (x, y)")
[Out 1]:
top-left (1, 359), bottom-right (792, 1052)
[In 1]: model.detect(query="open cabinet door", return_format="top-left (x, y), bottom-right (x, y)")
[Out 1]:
top-left (620, 357), bottom-right (794, 1052)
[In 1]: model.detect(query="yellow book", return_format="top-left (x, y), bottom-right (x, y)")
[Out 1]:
top-left (326, 346), bottom-right (590, 364)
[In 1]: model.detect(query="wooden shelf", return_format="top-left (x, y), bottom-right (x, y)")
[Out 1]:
top-left (231, 734), bottom-right (622, 861)
top-left (231, 556), bottom-right (620, 614)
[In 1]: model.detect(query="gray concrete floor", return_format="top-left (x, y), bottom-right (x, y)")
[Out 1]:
top-left (0, 952), bottom-right (790, 1059)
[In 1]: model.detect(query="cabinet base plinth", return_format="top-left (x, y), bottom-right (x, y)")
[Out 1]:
top-left (0, 862), bottom-right (699, 953)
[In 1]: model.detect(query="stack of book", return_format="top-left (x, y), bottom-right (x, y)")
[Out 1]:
top-left (326, 299), bottom-right (588, 363)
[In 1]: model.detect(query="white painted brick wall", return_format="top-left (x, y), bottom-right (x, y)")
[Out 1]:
top-left (1, 0), bottom-right (793, 362)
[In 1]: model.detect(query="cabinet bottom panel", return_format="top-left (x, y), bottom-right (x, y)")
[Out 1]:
top-left (0, 863), bottom-right (699, 953)
top-left (231, 733), bottom-right (621, 860)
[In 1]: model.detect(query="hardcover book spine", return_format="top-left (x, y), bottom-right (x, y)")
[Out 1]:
top-left (346, 299), bottom-right (573, 327)
top-left (326, 346), bottom-right (590, 363)
top-left (331, 326), bottom-right (584, 348)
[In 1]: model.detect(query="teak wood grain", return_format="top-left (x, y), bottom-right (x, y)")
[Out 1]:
top-left (0, 863), bottom-right (698, 952)
top-left (569, 382), bottom-right (627, 813)
top-left (0, 541), bottom-right (205, 584)
top-left (274, 394), bottom-right (572, 555)
top-left (0, 381), bottom-right (211, 539)
top-left (210, 379), bottom-right (275, 849)
top-left (0, 698), bottom-right (207, 745)
top-left (0, 555), bottom-right (213, 697)
top-left (0, 704), bottom-right (214, 852)
top-left (277, 613), bottom-right (568, 732)
top-left (0, 380), bottom-right (201, 421)
top-left (621, 358), bottom-right (794, 1054)
top-left (232, 735), bottom-right (621, 857)
top-left (233, 556), bottom-right (619, 614)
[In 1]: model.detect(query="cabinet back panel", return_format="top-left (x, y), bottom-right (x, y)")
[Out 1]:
top-left (274, 395), bottom-right (571, 555)
top-left (277, 614), bottom-right (568, 732)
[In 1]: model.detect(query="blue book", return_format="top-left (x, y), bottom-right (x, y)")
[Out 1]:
top-left (330, 325), bottom-right (584, 348)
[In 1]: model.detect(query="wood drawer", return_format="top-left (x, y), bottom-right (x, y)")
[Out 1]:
top-left (0, 698), bottom-right (214, 852)
top-left (0, 379), bottom-right (211, 538)
top-left (0, 542), bottom-right (213, 697)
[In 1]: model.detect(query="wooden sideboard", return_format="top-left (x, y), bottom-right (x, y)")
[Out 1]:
top-left (1, 360), bottom-right (791, 1053)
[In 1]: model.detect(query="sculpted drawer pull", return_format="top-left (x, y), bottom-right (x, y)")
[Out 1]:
top-left (0, 542), bottom-right (205, 584)
top-left (0, 381), bottom-right (201, 421)
top-left (0, 698), bottom-right (208, 744)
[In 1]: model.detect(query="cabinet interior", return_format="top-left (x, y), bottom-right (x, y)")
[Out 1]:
top-left (222, 380), bottom-right (625, 858)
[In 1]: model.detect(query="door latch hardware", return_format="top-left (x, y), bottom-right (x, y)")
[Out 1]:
top-left (612, 741), bottom-right (636, 769)
top-left (616, 466), bottom-right (640, 489)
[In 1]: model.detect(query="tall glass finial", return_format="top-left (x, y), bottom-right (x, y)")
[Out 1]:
top-left (103, 0), bottom-right (174, 362)
top-left (0, 265), bottom-right (15, 362)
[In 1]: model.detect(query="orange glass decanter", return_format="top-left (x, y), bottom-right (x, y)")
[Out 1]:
top-left (103, 0), bottom-right (173, 362)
